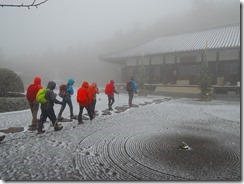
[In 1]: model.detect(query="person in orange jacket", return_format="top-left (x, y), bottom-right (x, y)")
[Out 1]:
top-left (87, 84), bottom-right (95, 107)
top-left (26, 77), bottom-right (43, 130)
top-left (105, 80), bottom-right (119, 110)
top-left (89, 82), bottom-right (99, 116)
top-left (77, 81), bottom-right (94, 124)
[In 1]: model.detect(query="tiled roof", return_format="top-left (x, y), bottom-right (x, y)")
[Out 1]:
top-left (102, 23), bottom-right (240, 60)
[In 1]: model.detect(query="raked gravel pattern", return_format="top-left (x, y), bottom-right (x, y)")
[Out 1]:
top-left (0, 93), bottom-right (240, 181)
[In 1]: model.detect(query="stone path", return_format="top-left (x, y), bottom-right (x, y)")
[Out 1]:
top-left (0, 98), bottom-right (171, 134)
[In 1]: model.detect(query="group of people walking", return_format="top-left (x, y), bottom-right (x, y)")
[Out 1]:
top-left (26, 76), bottom-right (137, 134)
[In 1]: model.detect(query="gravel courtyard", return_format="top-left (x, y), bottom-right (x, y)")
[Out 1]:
top-left (0, 93), bottom-right (240, 181)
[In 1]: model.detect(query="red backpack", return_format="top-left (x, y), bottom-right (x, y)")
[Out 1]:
top-left (77, 88), bottom-right (89, 106)
top-left (59, 84), bottom-right (67, 98)
top-left (26, 84), bottom-right (41, 102)
top-left (126, 81), bottom-right (133, 92)
top-left (105, 84), bottom-right (113, 95)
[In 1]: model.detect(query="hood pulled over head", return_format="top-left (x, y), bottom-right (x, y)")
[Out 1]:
top-left (47, 81), bottom-right (56, 90)
top-left (68, 78), bottom-right (75, 85)
top-left (110, 80), bottom-right (114, 85)
top-left (92, 82), bottom-right (97, 87)
top-left (82, 81), bottom-right (89, 88)
top-left (34, 77), bottom-right (41, 85)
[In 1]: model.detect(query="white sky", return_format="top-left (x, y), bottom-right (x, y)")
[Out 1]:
top-left (0, 0), bottom-right (191, 57)
top-left (0, 0), bottom-right (240, 58)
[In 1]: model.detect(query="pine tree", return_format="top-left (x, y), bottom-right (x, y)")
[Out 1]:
top-left (198, 41), bottom-right (212, 100)
top-left (135, 64), bottom-right (148, 95)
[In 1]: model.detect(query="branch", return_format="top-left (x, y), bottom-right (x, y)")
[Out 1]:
top-left (0, 0), bottom-right (48, 9)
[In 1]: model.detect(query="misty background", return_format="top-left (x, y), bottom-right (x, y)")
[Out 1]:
top-left (0, 0), bottom-right (240, 88)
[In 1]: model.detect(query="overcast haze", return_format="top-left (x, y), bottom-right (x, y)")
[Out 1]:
top-left (0, 0), bottom-right (193, 56)
top-left (0, 0), bottom-right (240, 86)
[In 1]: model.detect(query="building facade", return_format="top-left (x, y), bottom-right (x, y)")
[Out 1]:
top-left (101, 24), bottom-right (240, 87)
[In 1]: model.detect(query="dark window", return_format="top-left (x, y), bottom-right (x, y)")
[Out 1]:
top-left (223, 62), bottom-right (238, 75)
top-left (177, 63), bottom-right (201, 77)
top-left (180, 56), bottom-right (197, 64)
top-left (151, 65), bottom-right (161, 83)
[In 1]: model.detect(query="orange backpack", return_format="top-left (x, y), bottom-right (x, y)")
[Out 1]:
top-left (77, 88), bottom-right (89, 105)
top-left (87, 86), bottom-right (95, 102)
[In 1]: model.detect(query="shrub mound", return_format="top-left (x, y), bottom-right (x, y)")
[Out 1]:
top-left (0, 68), bottom-right (29, 112)
top-left (0, 97), bottom-right (29, 113)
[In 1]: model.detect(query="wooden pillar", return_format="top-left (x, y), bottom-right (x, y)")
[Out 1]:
top-left (148, 57), bottom-right (152, 83)
top-left (136, 59), bottom-right (139, 78)
top-left (161, 56), bottom-right (166, 83)
top-left (215, 51), bottom-right (225, 85)
top-left (216, 51), bottom-right (220, 77)
top-left (238, 50), bottom-right (241, 82)
top-left (201, 52), bottom-right (204, 63)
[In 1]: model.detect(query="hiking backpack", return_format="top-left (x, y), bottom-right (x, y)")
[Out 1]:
top-left (26, 84), bottom-right (41, 102)
top-left (126, 81), bottom-right (133, 92)
top-left (59, 84), bottom-right (67, 98)
top-left (87, 86), bottom-right (95, 102)
top-left (105, 84), bottom-right (113, 95)
top-left (36, 88), bottom-right (48, 104)
top-left (77, 88), bottom-right (88, 105)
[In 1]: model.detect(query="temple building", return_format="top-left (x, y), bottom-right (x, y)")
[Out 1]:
top-left (100, 23), bottom-right (240, 95)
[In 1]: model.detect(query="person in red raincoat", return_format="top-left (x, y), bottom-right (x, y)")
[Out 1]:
top-left (26, 77), bottom-right (43, 130)
top-left (77, 81), bottom-right (94, 124)
top-left (105, 80), bottom-right (119, 110)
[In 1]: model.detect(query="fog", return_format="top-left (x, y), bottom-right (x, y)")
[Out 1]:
top-left (0, 0), bottom-right (240, 87)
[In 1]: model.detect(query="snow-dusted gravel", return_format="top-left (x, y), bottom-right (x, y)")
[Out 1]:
top-left (0, 92), bottom-right (240, 181)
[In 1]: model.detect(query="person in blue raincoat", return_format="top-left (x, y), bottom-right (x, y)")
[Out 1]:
top-left (58, 78), bottom-right (75, 120)
top-left (126, 77), bottom-right (137, 107)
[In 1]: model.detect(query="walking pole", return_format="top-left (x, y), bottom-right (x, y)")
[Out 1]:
top-left (53, 119), bottom-right (58, 128)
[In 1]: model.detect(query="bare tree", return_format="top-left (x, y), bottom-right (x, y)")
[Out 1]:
top-left (0, 0), bottom-right (48, 9)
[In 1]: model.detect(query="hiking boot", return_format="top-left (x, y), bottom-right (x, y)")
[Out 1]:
top-left (0, 135), bottom-right (5, 142)
top-left (78, 121), bottom-right (84, 125)
top-left (29, 123), bottom-right (37, 127)
top-left (28, 124), bottom-right (38, 131)
top-left (90, 115), bottom-right (95, 121)
top-left (70, 114), bottom-right (75, 119)
top-left (37, 130), bottom-right (45, 134)
top-left (50, 123), bottom-right (62, 127)
top-left (57, 116), bottom-right (63, 121)
top-left (54, 125), bottom-right (63, 131)
top-left (70, 116), bottom-right (75, 119)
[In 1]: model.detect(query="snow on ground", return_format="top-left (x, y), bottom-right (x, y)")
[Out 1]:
top-left (0, 91), bottom-right (241, 181)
